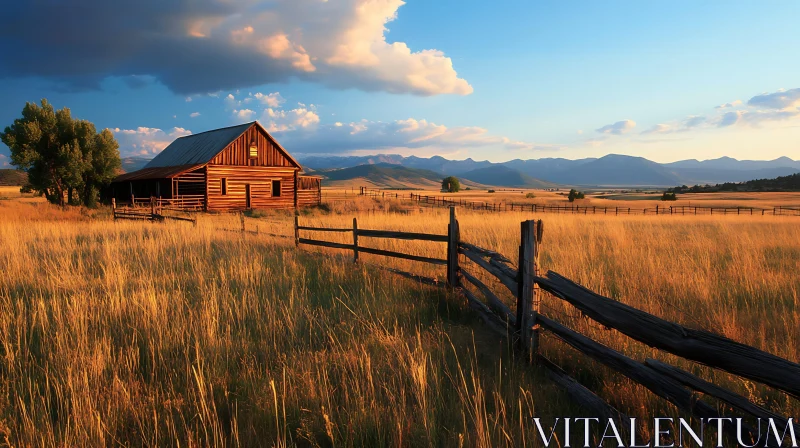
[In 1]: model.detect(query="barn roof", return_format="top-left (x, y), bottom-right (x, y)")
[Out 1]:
top-left (112, 121), bottom-right (302, 183)
top-left (113, 164), bottom-right (204, 182)
top-left (144, 122), bottom-right (255, 168)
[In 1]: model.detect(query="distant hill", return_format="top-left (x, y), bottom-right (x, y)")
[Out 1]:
top-left (299, 153), bottom-right (799, 187)
top-left (669, 173), bottom-right (800, 193)
top-left (318, 164), bottom-right (485, 189)
top-left (0, 169), bottom-right (27, 186)
top-left (120, 157), bottom-right (151, 173)
top-left (460, 166), bottom-right (556, 188)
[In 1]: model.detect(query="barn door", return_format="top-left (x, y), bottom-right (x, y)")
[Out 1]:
top-left (245, 184), bottom-right (252, 209)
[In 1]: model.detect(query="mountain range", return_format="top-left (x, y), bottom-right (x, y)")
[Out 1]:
top-left (119, 154), bottom-right (800, 188)
top-left (298, 154), bottom-right (800, 187)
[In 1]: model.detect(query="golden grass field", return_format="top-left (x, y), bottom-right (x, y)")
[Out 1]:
top-left (0, 186), bottom-right (798, 446)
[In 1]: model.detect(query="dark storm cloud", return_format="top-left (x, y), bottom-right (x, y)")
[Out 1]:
top-left (0, 0), bottom-right (472, 96)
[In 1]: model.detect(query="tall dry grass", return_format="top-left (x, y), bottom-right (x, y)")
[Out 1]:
top-left (0, 194), bottom-right (798, 446)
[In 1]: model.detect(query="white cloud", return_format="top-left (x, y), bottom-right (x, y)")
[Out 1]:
top-left (715, 100), bottom-right (742, 109)
top-left (596, 120), bottom-right (636, 135)
top-left (2, 0), bottom-right (473, 96)
top-left (261, 107), bottom-right (321, 132)
top-left (112, 127), bottom-right (192, 157)
top-left (190, 112), bottom-right (201, 118)
top-left (253, 92), bottom-right (284, 108)
top-left (273, 116), bottom-right (558, 155)
top-left (233, 109), bottom-right (256, 120)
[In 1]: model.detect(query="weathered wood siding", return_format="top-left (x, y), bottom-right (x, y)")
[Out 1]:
top-left (206, 165), bottom-right (296, 211)
top-left (209, 125), bottom-right (296, 167)
top-left (297, 176), bottom-right (321, 207)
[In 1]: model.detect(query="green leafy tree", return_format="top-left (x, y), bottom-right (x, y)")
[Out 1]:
top-left (441, 176), bottom-right (460, 193)
top-left (568, 188), bottom-right (586, 202)
top-left (1, 99), bottom-right (121, 207)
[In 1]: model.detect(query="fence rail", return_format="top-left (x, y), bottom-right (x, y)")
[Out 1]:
top-left (294, 214), bottom-right (454, 275)
top-left (112, 198), bottom-right (198, 224)
top-left (353, 186), bottom-right (800, 217)
top-left (447, 214), bottom-right (798, 442)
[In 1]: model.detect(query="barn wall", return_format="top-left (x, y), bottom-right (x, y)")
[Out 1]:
top-left (173, 168), bottom-right (206, 197)
top-left (297, 176), bottom-right (321, 207)
top-left (206, 165), bottom-right (296, 211)
top-left (209, 125), bottom-right (297, 167)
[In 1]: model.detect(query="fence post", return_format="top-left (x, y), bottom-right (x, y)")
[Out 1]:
top-left (294, 214), bottom-right (299, 247)
top-left (353, 217), bottom-right (359, 263)
top-left (150, 196), bottom-right (156, 218)
top-left (517, 219), bottom-right (542, 363)
top-left (131, 194), bottom-right (135, 207)
top-left (446, 206), bottom-right (459, 288)
top-left (112, 198), bottom-right (116, 220)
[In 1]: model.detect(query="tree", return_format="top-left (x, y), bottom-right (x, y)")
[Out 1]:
top-left (661, 192), bottom-right (677, 201)
top-left (441, 176), bottom-right (460, 193)
top-left (568, 188), bottom-right (585, 202)
top-left (1, 99), bottom-right (121, 207)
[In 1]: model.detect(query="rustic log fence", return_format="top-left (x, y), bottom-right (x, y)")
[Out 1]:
top-left (353, 187), bottom-right (800, 217)
top-left (294, 204), bottom-right (798, 441)
top-left (451, 215), bottom-right (799, 442)
top-left (112, 197), bottom-right (198, 224)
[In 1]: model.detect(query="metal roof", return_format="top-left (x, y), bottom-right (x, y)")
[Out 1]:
top-left (144, 122), bottom-right (254, 168)
top-left (113, 164), bottom-right (204, 182)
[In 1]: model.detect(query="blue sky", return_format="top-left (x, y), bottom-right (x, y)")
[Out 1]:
top-left (1, 0), bottom-right (799, 166)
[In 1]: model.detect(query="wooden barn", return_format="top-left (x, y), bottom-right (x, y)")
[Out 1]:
top-left (110, 121), bottom-right (321, 211)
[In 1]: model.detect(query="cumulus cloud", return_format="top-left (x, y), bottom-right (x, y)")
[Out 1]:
top-left (596, 120), bottom-right (636, 135)
top-left (0, 0), bottom-right (472, 96)
top-left (112, 127), bottom-right (192, 157)
top-left (715, 100), bottom-right (742, 109)
top-left (271, 117), bottom-right (557, 155)
top-left (261, 106), bottom-right (320, 132)
top-left (747, 88), bottom-right (800, 110)
top-left (718, 110), bottom-right (746, 127)
top-left (253, 92), bottom-right (285, 108)
top-left (233, 109), bottom-right (256, 120)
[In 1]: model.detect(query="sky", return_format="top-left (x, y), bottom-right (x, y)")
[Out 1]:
top-left (1, 0), bottom-right (799, 167)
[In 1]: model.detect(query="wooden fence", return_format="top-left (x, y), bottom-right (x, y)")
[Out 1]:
top-left (112, 198), bottom-right (198, 224)
top-left (294, 207), bottom-right (799, 442)
top-left (356, 188), bottom-right (800, 217)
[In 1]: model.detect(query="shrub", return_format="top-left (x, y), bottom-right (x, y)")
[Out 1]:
top-left (526, 193), bottom-right (536, 199)
top-left (661, 192), bottom-right (677, 201)
top-left (488, 190), bottom-right (495, 193)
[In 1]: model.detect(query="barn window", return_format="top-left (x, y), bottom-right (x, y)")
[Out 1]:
top-left (221, 178), bottom-right (227, 195)
top-left (272, 180), bottom-right (281, 197)
top-left (249, 141), bottom-right (258, 158)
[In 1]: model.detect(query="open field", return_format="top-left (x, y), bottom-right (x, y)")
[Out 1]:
top-left (0, 193), bottom-right (798, 446)
top-left (324, 187), bottom-right (800, 211)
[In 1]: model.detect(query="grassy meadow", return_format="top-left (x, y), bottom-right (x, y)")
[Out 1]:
top-left (0, 187), bottom-right (798, 446)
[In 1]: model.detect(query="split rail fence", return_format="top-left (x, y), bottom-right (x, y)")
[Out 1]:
top-left (112, 197), bottom-right (198, 224)
top-left (295, 207), bottom-right (799, 443)
top-left (355, 187), bottom-right (800, 217)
